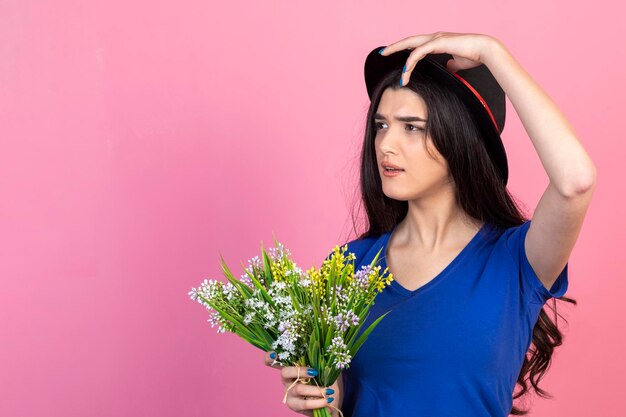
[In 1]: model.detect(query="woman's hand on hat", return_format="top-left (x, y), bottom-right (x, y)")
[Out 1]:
top-left (379, 32), bottom-right (499, 86)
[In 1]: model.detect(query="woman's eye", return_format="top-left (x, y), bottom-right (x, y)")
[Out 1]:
top-left (375, 122), bottom-right (423, 132)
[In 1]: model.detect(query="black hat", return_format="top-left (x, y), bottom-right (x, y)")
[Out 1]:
top-left (364, 46), bottom-right (509, 185)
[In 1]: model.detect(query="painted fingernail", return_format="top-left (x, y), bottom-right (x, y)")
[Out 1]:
top-left (269, 352), bottom-right (276, 359)
top-left (399, 77), bottom-right (403, 87)
top-left (378, 47), bottom-right (386, 54)
top-left (325, 388), bottom-right (334, 395)
top-left (402, 64), bottom-right (406, 73)
top-left (307, 368), bottom-right (318, 377)
top-left (327, 397), bottom-right (334, 403)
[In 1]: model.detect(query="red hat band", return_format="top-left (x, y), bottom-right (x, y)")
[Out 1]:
top-left (451, 72), bottom-right (499, 132)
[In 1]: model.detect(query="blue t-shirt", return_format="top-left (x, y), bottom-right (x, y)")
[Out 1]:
top-left (330, 220), bottom-right (568, 417)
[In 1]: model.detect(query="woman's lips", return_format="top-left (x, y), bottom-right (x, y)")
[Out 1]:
top-left (382, 168), bottom-right (404, 177)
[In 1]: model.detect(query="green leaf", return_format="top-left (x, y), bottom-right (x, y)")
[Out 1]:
top-left (369, 246), bottom-right (384, 269)
top-left (261, 242), bottom-right (275, 285)
top-left (221, 253), bottom-right (275, 308)
top-left (251, 323), bottom-right (276, 347)
top-left (209, 301), bottom-right (267, 348)
top-left (339, 262), bottom-right (350, 288)
top-left (349, 310), bottom-right (391, 357)
top-left (309, 337), bottom-right (319, 365)
top-left (219, 261), bottom-right (254, 300)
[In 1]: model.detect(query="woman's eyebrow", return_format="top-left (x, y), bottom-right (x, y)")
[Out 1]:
top-left (374, 113), bottom-right (427, 122)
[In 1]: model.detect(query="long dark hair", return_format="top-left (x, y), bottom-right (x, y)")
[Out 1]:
top-left (346, 67), bottom-right (577, 415)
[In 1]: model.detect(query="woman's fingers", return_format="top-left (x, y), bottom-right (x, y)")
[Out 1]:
top-left (286, 395), bottom-right (334, 414)
top-left (263, 355), bottom-right (336, 415)
top-left (280, 365), bottom-right (318, 385)
top-left (271, 362), bottom-right (336, 416)
top-left (285, 382), bottom-right (335, 415)
top-left (379, 33), bottom-right (442, 86)
top-left (379, 32), bottom-right (489, 86)
top-left (291, 380), bottom-right (335, 399)
top-left (263, 350), bottom-right (283, 369)
top-left (379, 33), bottom-right (438, 56)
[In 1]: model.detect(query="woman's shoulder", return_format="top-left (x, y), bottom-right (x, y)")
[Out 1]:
top-left (322, 233), bottom-right (389, 277)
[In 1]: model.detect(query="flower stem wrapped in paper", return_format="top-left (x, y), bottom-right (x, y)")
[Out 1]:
top-left (188, 239), bottom-right (394, 417)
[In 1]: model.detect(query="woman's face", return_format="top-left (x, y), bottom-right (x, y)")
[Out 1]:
top-left (374, 87), bottom-right (452, 201)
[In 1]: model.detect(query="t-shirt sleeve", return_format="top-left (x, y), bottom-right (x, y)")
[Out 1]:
top-left (322, 237), bottom-right (374, 267)
top-left (504, 220), bottom-right (569, 305)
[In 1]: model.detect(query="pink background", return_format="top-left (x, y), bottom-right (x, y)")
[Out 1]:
top-left (1, 0), bottom-right (623, 416)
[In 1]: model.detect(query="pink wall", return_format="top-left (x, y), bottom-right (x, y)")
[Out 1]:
top-left (1, 0), bottom-right (623, 416)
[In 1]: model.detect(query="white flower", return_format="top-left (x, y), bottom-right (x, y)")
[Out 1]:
top-left (223, 282), bottom-right (236, 300)
top-left (328, 335), bottom-right (352, 369)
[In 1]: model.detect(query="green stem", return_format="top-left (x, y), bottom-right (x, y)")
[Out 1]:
top-left (313, 405), bottom-right (332, 417)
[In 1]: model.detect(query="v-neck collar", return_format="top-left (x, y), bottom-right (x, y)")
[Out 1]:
top-left (378, 222), bottom-right (491, 297)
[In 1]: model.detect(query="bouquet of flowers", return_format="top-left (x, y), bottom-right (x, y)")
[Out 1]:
top-left (188, 239), bottom-right (394, 417)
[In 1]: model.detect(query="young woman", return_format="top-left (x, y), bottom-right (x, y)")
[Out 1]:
top-left (263, 32), bottom-right (596, 417)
